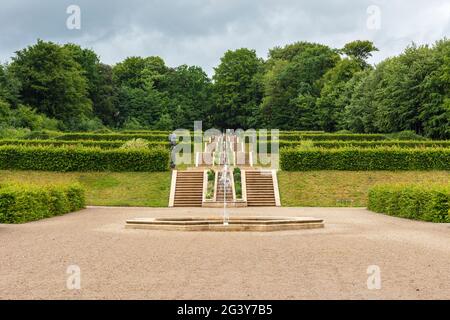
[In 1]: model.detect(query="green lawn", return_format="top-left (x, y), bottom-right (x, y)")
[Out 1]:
top-left (0, 170), bottom-right (171, 207)
top-left (1, 169), bottom-right (448, 208)
top-left (278, 171), bottom-right (450, 207)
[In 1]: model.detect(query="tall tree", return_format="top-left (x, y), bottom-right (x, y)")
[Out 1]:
top-left (315, 41), bottom-right (377, 131)
top-left (212, 48), bottom-right (263, 129)
top-left (161, 65), bottom-right (213, 129)
top-left (113, 56), bottom-right (169, 127)
top-left (64, 44), bottom-right (118, 126)
top-left (0, 63), bottom-right (21, 107)
top-left (341, 40), bottom-right (379, 67)
top-left (10, 40), bottom-right (92, 127)
top-left (261, 42), bottom-right (340, 129)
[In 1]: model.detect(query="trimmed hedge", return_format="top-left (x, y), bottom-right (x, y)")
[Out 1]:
top-left (0, 145), bottom-right (170, 172)
top-left (54, 133), bottom-right (169, 142)
top-left (277, 133), bottom-right (387, 141)
top-left (243, 133), bottom-right (387, 142)
top-left (256, 140), bottom-right (450, 152)
top-left (0, 139), bottom-right (169, 149)
top-left (0, 183), bottom-right (85, 223)
top-left (3, 139), bottom-right (449, 153)
top-left (120, 130), bottom-right (171, 134)
top-left (280, 147), bottom-right (450, 171)
top-left (368, 184), bottom-right (450, 222)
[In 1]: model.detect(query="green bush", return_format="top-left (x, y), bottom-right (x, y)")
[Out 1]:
top-left (0, 183), bottom-right (85, 223)
top-left (0, 145), bottom-right (170, 172)
top-left (280, 147), bottom-right (450, 171)
top-left (120, 138), bottom-right (150, 149)
top-left (368, 184), bottom-right (450, 222)
top-left (0, 127), bottom-right (31, 139)
top-left (233, 167), bottom-right (242, 199)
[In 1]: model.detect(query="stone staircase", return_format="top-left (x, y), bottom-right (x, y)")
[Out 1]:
top-left (173, 171), bottom-right (203, 207)
top-left (245, 170), bottom-right (276, 207)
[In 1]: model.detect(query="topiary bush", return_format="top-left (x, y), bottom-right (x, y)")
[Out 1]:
top-left (368, 184), bottom-right (450, 222)
top-left (0, 183), bottom-right (85, 223)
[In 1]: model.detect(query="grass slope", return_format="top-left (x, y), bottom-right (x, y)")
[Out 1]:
top-left (0, 170), bottom-right (171, 207)
top-left (1, 170), bottom-right (448, 208)
top-left (278, 171), bottom-right (450, 207)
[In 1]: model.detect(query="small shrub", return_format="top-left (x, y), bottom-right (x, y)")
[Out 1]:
top-left (233, 167), bottom-right (242, 199)
top-left (206, 169), bottom-right (215, 199)
top-left (120, 138), bottom-right (150, 149)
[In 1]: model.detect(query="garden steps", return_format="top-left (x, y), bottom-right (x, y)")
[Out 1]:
top-left (173, 171), bottom-right (203, 207)
top-left (245, 170), bottom-right (277, 207)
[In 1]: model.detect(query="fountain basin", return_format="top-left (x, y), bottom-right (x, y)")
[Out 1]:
top-left (125, 216), bottom-right (324, 232)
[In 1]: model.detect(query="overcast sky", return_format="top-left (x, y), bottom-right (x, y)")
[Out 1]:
top-left (0, 0), bottom-right (448, 75)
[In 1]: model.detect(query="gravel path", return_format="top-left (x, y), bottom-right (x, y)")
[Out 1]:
top-left (1, 206), bottom-right (449, 299)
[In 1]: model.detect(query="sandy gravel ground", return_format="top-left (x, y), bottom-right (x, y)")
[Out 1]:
top-left (1, 206), bottom-right (449, 300)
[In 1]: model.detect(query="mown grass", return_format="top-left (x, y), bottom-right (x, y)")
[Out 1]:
top-left (0, 170), bottom-right (171, 207)
top-left (1, 169), bottom-right (448, 208)
top-left (278, 171), bottom-right (450, 207)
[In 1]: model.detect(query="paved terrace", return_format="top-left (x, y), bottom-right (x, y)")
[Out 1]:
top-left (1, 207), bottom-right (449, 299)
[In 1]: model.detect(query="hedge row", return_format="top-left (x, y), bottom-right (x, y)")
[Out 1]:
top-left (54, 133), bottom-right (169, 142)
top-left (280, 147), bottom-right (450, 171)
top-left (0, 183), bottom-right (85, 223)
top-left (0, 139), bottom-right (170, 149)
top-left (3, 139), bottom-right (450, 152)
top-left (255, 140), bottom-right (450, 152)
top-left (275, 133), bottom-right (387, 141)
top-left (50, 132), bottom-right (387, 142)
top-left (368, 184), bottom-right (450, 222)
top-left (0, 145), bottom-right (170, 172)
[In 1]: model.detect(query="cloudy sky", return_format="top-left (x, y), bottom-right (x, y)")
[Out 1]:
top-left (0, 0), bottom-right (448, 75)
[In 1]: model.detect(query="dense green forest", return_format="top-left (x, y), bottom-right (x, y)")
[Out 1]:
top-left (0, 38), bottom-right (449, 138)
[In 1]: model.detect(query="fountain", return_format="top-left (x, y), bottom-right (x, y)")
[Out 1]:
top-left (125, 132), bottom-right (324, 232)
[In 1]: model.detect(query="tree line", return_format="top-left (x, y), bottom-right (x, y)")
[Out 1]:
top-left (0, 38), bottom-right (448, 138)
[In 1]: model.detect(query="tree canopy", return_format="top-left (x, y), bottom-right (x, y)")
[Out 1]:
top-left (0, 38), bottom-right (448, 138)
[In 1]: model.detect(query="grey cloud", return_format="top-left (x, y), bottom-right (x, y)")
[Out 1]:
top-left (0, 0), bottom-right (448, 75)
